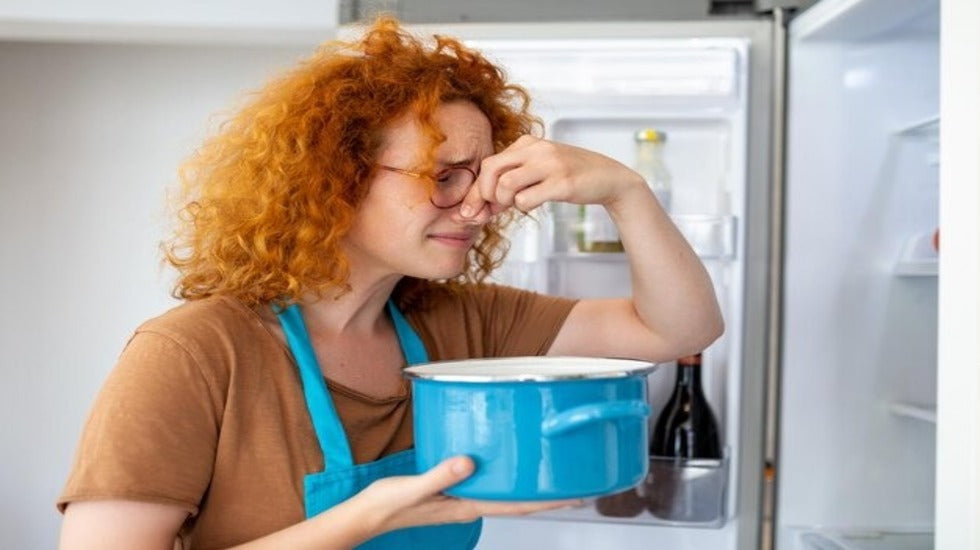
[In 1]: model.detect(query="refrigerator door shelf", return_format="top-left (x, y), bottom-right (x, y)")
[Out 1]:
top-left (530, 452), bottom-right (730, 529)
top-left (549, 213), bottom-right (737, 261)
top-left (672, 214), bottom-right (737, 260)
top-left (545, 214), bottom-right (736, 299)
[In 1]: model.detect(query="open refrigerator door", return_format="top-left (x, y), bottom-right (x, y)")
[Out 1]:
top-left (778, 0), bottom-right (939, 548)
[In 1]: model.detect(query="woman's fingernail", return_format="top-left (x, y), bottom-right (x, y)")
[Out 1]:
top-left (459, 204), bottom-right (473, 217)
top-left (449, 455), bottom-right (473, 477)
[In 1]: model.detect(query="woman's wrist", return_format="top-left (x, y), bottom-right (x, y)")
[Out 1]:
top-left (606, 177), bottom-right (660, 222)
top-left (307, 493), bottom-right (384, 548)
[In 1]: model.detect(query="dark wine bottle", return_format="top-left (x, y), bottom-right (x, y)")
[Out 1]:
top-left (645, 353), bottom-right (722, 521)
top-left (649, 353), bottom-right (721, 459)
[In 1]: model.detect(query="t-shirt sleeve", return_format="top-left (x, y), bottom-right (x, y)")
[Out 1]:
top-left (58, 330), bottom-right (222, 515)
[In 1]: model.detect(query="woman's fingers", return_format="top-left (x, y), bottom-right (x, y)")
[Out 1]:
top-left (462, 135), bottom-right (636, 220)
top-left (490, 165), bottom-right (547, 211)
top-left (359, 457), bottom-right (584, 535)
top-left (463, 149), bottom-right (553, 217)
top-left (464, 498), bottom-right (584, 517)
top-left (462, 137), bottom-right (540, 214)
top-left (409, 455), bottom-right (475, 495)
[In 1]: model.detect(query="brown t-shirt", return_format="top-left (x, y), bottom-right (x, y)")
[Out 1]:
top-left (58, 283), bottom-right (576, 549)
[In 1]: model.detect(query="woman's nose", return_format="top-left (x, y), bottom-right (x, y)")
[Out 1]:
top-left (455, 182), bottom-right (494, 224)
top-left (452, 200), bottom-right (493, 225)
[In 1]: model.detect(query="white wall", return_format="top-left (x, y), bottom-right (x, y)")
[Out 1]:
top-left (0, 40), bottom-right (311, 549)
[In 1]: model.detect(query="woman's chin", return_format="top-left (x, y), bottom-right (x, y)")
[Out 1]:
top-left (420, 262), bottom-right (465, 281)
top-left (404, 250), bottom-right (469, 280)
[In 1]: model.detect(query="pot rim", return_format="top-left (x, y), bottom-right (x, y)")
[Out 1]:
top-left (403, 355), bottom-right (658, 382)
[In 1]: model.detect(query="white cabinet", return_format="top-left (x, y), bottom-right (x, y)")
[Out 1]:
top-left (0, 0), bottom-right (339, 44)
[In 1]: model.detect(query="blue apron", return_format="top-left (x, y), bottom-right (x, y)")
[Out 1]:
top-left (276, 301), bottom-right (482, 549)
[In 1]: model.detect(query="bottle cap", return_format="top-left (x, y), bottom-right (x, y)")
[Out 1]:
top-left (677, 353), bottom-right (703, 366)
top-left (635, 128), bottom-right (667, 143)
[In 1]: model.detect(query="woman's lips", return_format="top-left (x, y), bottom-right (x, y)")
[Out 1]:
top-left (428, 232), bottom-right (477, 248)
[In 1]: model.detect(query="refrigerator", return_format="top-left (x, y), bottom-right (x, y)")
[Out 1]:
top-left (385, 0), bottom-right (940, 548)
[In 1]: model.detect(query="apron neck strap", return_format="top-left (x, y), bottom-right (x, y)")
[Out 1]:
top-left (386, 300), bottom-right (429, 366)
top-left (276, 304), bottom-right (355, 469)
top-left (275, 300), bottom-right (429, 470)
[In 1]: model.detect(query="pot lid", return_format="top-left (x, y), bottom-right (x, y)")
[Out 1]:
top-left (403, 356), bottom-right (657, 382)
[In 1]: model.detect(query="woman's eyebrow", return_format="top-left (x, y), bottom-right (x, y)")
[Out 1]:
top-left (438, 156), bottom-right (478, 168)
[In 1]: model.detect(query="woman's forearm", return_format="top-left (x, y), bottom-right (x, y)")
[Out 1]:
top-left (607, 180), bottom-right (724, 354)
top-left (227, 498), bottom-right (378, 550)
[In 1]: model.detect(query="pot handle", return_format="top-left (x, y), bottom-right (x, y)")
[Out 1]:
top-left (541, 400), bottom-right (650, 438)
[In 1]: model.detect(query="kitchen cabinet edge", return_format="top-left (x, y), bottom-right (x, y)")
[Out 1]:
top-left (0, 19), bottom-right (337, 46)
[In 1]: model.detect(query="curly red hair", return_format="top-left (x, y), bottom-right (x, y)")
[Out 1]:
top-left (163, 15), bottom-right (541, 307)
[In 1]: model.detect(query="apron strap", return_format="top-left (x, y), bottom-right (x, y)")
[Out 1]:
top-left (276, 304), bottom-right (355, 469)
top-left (386, 300), bottom-right (429, 366)
top-left (276, 300), bottom-right (429, 471)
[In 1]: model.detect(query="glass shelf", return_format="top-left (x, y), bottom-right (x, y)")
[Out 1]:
top-left (895, 259), bottom-right (938, 277)
top-left (545, 214), bottom-right (737, 298)
top-left (550, 214), bottom-right (737, 261)
top-left (550, 251), bottom-right (629, 262)
top-left (673, 214), bottom-right (737, 260)
top-left (891, 115), bottom-right (940, 168)
top-left (888, 402), bottom-right (936, 424)
top-left (892, 115), bottom-right (939, 139)
top-left (895, 231), bottom-right (938, 277)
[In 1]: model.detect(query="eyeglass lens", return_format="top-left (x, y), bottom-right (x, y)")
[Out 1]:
top-left (432, 167), bottom-right (477, 208)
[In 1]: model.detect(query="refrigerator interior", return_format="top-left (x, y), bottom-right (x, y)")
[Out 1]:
top-left (778, 0), bottom-right (939, 548)
top-left (476, 34), bottom-right (751, 549)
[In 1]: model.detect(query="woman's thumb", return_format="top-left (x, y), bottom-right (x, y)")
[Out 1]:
top-left (415, 455), bottom-right (475, 495)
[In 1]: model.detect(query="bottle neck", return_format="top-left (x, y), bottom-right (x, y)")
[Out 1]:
top-left (675, 363), bottom-right (702, 387)
top-left (674, 353), bottom-right (703, 388)
top-left (636, 141), bottom-right (664, 163)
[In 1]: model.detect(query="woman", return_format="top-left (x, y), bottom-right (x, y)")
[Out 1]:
top-left (57, 16), bottom-right (723, 550)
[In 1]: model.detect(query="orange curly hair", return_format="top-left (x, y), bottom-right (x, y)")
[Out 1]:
top-left (163, 15), bottom-right (541, 307)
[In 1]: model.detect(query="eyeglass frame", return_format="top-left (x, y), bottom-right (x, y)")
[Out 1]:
top-left (377, 164), bottom-right (479, 209)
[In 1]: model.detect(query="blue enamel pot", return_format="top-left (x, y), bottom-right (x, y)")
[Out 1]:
top-left (405, 356), bottom-right (656, 500)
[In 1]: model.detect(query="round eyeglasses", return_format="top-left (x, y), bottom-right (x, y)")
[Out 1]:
top-left (378, 164), bottom-right (478, 209)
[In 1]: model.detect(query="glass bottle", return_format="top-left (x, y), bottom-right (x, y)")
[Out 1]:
top-left (649, 353), bottom-right (721, 459)
top-left (645, 353), bottom-right (722, 521)
top-left (579, 203), bottom-right (623, 253)
top-left (634, 128), bottom-right (672, 213)
top-left (578, 128), bottom-right (671, 253)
